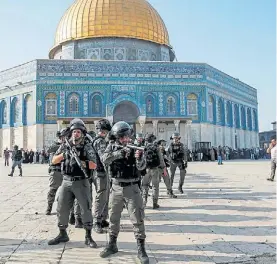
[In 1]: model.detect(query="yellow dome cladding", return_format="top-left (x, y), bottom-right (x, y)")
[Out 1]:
top-left (53, 0), bottom-right (170, 48)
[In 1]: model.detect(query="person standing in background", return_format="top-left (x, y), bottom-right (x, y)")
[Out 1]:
top-left (267, 139), bottom-right (276, 181)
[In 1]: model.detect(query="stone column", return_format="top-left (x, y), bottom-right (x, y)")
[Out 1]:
top-left (174, 120), bottom-right (180, 132)
top-left (57, 120), bottom-right (63, 131)
top-left (138, 116), bottom-right (146, 133)
top-left (106, 116), bottom-right (113, 126)
top-left (0, 128), bottom-right (2, 157)
top-left (152, 120), bottom-right (159, 136)
top-left (186, 120), bottom-right (192, 150)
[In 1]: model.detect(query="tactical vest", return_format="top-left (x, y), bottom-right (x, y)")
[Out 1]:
top-left (92, 136), bottom-right (105, 173)
top-left (62, 144), bottom-right (88, 177)
top-left (110, 147), bottom-right (138, 179)
top-left (145, 143), bottom-right (160, 169)
top-left (161, 149), bottom-right (170, 167)
top-left (13, 150), bottom-right (22, 161)
top-left (170, 143), bottom-right (184, 161)
top-left (49, 142), bottom-right (61, 170)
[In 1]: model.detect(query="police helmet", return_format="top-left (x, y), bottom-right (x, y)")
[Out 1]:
top-left (136, 133), bottom-right (144, 139)
top-left (96, 119), bottom-right (112, 131)
top-left (172, 132), bottom-right (181, 139)
top-left (60, 127), bottom-right (70, 137)
top-left (145, 133), bottom-right (156, 143)
top-left (70, 118), bottom-right (87, 133)
top-left (157, 139), bottom-right (167, 145)
top-left (110, 121), bottom-right (131, 138)
top-left (87, 130), bottom-right (96, 138)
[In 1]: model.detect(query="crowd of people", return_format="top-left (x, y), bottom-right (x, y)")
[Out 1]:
top-left (3, 148), bottom-right (50, 165)
top-left (2, 145), bottom-right (271, 166)
top-left (188, 146), bottom-right (269, 162)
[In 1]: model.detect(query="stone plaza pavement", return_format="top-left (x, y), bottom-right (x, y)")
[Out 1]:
top-left (0, 160), bottom-right (276, 264)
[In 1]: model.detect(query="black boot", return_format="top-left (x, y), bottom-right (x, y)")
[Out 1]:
top-left (48, 229), bottom-right (69, 245)
top-left (153, 200), bottom-right (160, 209)
top-left (100, 235), bottom-right (118, 258)
top-left (75, 218), bottom-right (83, 228)
top-left (45, 204), bottom-right (52, 215)
top-left (137, 239), bottom-right (149, 264)
top-left (69, 212), bottom-right (75, 225)
top-left (19, 168), bottom-right (22, 177)
top-left (85, 229), bottom-right (97, 248)
top-left (178, 185), bottom-right (184, 194)
top-left (94, 222), bottom-right (103, 234)
top-left (101, 220), bottom-right (109, 228)
top-left (168, 190), bottom-right (177, 198)
top-left (8, 168), bottom-right (14, 177)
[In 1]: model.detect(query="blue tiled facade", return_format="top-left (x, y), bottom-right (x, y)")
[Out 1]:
top-left (0, 59), bottom-right (258, 133)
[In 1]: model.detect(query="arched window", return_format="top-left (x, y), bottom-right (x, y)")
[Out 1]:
top-left (145, 95), bottom-right (154, 114)
top-left (92, 95), bottom-right (102, 114)
top-left (208, 95), bottom-right (214, 122)
top-left (253, 110), bottom-right (258, 131)
top-left (166, 96), bottom-right (176, 115)
top-left (227, 102), bottom-right (232, 126)
top-left (0, 101), bottom-right (7, 125)
top-left (45, 93), bottom-right (57, 116)
top-left (218, 98), bottom-right (225, 124)
top-left (24, 94), bottom-right (33, 124)
top-left (187, 93), bottom-right (198, 115)
top-left (11, 98), bottom-right (20, 124)
top-left (241, 106), bottom-right (246, 130)
top-left (234, 105), bottom-right (240, 128)
top-left (247, 108), bottom-right (252, 130)
top-left (68, 93), bottom-right (80, 115)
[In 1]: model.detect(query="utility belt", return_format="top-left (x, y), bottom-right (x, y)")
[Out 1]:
top-left (51, 168), bottom-right (61, 172)
top-left (111, 164), bottom-right (136, 179)
top-left (49, 166), bottom-right (61, 173)
top-left (113, 180), bottom-right (140, 187)
top-left (63, 175), bottom-right (86, 182)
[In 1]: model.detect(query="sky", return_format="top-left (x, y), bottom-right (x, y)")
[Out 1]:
top-left (0, 0), bottom-right (275, 131)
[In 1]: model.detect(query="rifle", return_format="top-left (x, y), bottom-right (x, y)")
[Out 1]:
top-left (115, 144), bottom-right (145, 152)
top-left (86, 133), bottom-right (94, 143)
top-left (64, 137), bottom-right (90, 179)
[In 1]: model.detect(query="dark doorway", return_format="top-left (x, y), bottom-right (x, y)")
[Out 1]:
top-left (113, 101), bottom-right (140, 135)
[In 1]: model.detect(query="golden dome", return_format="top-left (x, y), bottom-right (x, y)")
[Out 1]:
top-left (50, 0), bottom-right (170, 56)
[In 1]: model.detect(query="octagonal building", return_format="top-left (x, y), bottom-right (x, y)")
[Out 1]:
top-left (0, 0), bottom-right (259, 152)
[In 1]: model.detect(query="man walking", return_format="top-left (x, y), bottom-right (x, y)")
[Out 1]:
top-left (8, 145), bottom-right (23, 177)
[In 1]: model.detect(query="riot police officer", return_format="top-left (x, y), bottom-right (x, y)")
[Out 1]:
top-left (68, 129), bottom-right (97, 228)
top-left (142, 133), bottom-right (166, 209)
top-left (100, 121), bottom-right (149, 264)
top-left (157, 140), bottom-right (177, 198)
top-left (90, 119), bottom-right (112, 234)
top-left (168, 132), bottom-right (188, 194)
top-left (48, 119), bottom-right (97, 248)
top-left (8, 145), bottom-right (23, 177)
top-left (135, 133), bottom-right (145, 147)
top-left (46, 128), bottom-right (68, 215)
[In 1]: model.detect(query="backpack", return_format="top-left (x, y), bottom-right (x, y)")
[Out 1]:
top-left (145, 143), bottom-right (160, 168)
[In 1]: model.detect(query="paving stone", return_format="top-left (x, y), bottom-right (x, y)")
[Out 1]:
top-left (0, 160), bottom-right (276, 264)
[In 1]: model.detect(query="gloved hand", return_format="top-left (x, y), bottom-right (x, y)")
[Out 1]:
top-left (122, 147), bottom-right (131, 158)
top-left (135, 150), bottom-right (143, 159)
